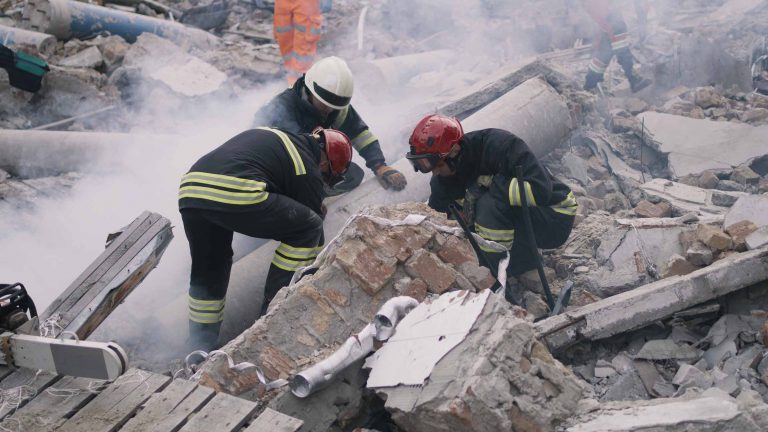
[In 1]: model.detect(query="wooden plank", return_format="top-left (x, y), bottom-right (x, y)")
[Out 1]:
top-left (42, 211), bottom-right (155, 320)
top-left (37, 211), bottom-right (172, 340)
top-left (0, 376), bottom-right (98, 431)
top-left (65, 219), bottom-right (173, 338)
top-left (0, 369), bottom-right (59, 419)
top-left (57, 368), bottom-right (170, 432)
top-left (243, 408), bottom-right (303, 432)
top-left (178, 392), bottom-right (258, 432)
top-left (121, 379), bottom-right (215, 432)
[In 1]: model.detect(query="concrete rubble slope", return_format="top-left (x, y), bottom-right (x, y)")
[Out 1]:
top-left (638, 112), bottom-right (768, 177)
top-left (535, 246), bottom-right (768, 352)
top-left (368, 290), bottom-right (586, 432)
top-left (196, 202), bottom-right (498, 431)
top-left (220, 74), bottom-right (573, 341)
top-left (565, 388), bottom-right (768, 432)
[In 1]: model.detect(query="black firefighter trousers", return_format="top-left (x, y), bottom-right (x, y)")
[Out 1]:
top-left (181, 194), bottom-right (323, 351)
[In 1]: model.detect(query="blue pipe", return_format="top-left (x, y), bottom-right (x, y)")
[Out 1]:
top-left (21, 0), bottom-right (218, 48)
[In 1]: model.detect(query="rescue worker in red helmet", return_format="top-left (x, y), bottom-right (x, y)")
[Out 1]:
top-left (580, 0), bottom-right (652, 92)
top-left (179, 127), bottom-right (352, 351)
top-left (253, 57), bottom-right (407, 195)
top-left (406, 115), bottom-right (578, 282)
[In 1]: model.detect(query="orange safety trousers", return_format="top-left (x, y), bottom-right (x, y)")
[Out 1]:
top-left (273, 0), bottom-right (322, 84)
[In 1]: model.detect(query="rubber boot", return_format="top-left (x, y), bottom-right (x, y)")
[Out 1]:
top-left (261, 264), bottom-right (294, 316)
top-left (617, 49), bottom-right (652, 93)
top-left (188, 320), bottom-right (222, 352)
top-left (583, 70), bottom-right (603, 91)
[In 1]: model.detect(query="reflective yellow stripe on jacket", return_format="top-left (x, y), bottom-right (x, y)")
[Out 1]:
top-left (256, 127), bottom-right (306, 175)
top-left (179, 172), bottom-right (268, 205)
top-left (552, 191), bottom-right (578, 216)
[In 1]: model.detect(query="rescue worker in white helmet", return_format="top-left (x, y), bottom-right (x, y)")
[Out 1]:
top-left (253, 56), bottom-right (407, 195)
top-left (179, 126), bottom-right (353, 351)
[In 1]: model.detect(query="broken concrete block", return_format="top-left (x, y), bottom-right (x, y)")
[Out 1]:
top-left (586, 179), bottom-right (617, 199)
top-left (717, 179), bottom-right (747, 192)
top-left (394, 278), bottom-right (428, 302)
top-left (634, 200), bottom-right (672, 218)
top-left (567, 389), bottom-right (768, 431)
top-left (726, 220), bottom-right (759, 251)
top-left (673, 364), bottom-right (714, 391)
top-left (746, 227), bottom-right (768, 250)
top-left (369, 291), bottom-right (585, 432)
top-left (662, 254), bottom-right (698, 278)
top-left (405, 250), bottom-right (457, 294)
top-left (635, 339), bottom-right (703, 362)
top-left (699, 170), bottom-right (721, 189)
top-left (638, 112), bottom-right (768, 177)
top-left (562, 152), bottom-right (590, 185)
top-left (601, 369), bottom-right (650, 402)
top-left (695, 86), bottom-right (728, 109)
top-left (712, 191), bottom-right (739, 207)
top-left (97, 35), bottom-right (129, 68)
top-left (741, 108), bottom-right (768, 124)
top-left (759, 178), bottom-right (768, 194)
top-left (725, 195), bottom-right (768, 229)
top-left (594, 360), bottom-right (617, 378)
top-left (457, 262), bottom-right (495, 291)
top-left (604, 192), bottom-right (630, 213)
top-left (610, 115), bottom-right (639, 133)
top-left (687, 242), bottom-right (714, 266)
top-left (703, 340), bottom-right (738, 369)
top-left (624, 97), bottom-right (650, 115)
top-left (696, 224), bottom-right (733, 251)
top-left (523, 290), bottom-right (549, 319)
top-left (732, 166), bottom-right (761, 185)
top-left (59, 46), bottom-right (103, 68)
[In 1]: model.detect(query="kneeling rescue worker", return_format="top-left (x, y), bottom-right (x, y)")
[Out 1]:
top-left (179, 127), bottom-right (353, 351)
top-left (253, 56), bottom-right (407, 194)
top-left (406, 115), bottom-right (578, 282)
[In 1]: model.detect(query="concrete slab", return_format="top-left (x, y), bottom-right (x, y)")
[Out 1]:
top-left (725, 195), bottom-right (768, 229)
top-left (638, 112), bottom-right (768, 177)
top-left (640, 178), bottom-right (745, 215)
top-left (635, 339), bottom-right (702, 362)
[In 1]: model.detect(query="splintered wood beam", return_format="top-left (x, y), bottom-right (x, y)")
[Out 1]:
top-left (39, 211), bottom-right (173, 340)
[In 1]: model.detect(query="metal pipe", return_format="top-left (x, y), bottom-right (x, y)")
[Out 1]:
top-left (0, 24), bottom-right (56, 57)
top-left (21, 0), bottom-right (219, 49)
top-left (373, 296), bottom-right (418, 341)
top-left (356, 5), bottom-right (368, 52)
top-left (290, 323), bottom-right (376, 398)
top-left (291, 295), bottom-right (418, 397)
top-left (0, 129), bottom-right (179, 177)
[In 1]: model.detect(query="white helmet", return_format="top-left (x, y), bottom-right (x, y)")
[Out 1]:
top-left (304, 56), bottom-right (354, 110)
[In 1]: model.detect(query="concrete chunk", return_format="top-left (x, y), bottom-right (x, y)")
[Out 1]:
top-left (638, 112), bottom-right (768, 177)
top-left (673, 364), bottom-right (713, 390)
top-left (59, 46), bottom-right (103, 68)
top-left (726, 195), bottom-right (768, 229)
top-left (370, 293), bottom-right (585, 432)
top-left (635, 339), bottom-right (703, 362)
top-left (746, 227), bottom-right (768, 250)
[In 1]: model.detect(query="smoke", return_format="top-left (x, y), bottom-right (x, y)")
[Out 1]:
top-left (0, 0), bottom-right (585, 371)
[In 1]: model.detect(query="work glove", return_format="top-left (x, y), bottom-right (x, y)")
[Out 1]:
top-left (462, 183), bottom-right (486, 228)
top-left (374, 165), bottom-right (407, 191)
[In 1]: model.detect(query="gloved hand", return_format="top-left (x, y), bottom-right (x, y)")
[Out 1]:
top-left (462, 184), bottom-right (485, 228)
top-left (374, 165), bottom-right (407, 191)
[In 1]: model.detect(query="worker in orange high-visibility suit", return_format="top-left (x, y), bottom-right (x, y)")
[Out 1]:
top-left (273, 0), bottom-right (322, 85)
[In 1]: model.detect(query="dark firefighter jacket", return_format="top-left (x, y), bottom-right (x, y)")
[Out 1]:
top-left (252, 77), bottom-right (385, 170)
top-left (179, 127), bottom-right (324, 216)
top-left (428, 128), bottom-right (577, 216)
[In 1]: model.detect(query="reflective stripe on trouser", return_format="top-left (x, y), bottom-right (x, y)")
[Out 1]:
top-left (271, 242), bottom-right (323, 271)
top-left (474, 174), bottom-right (575, 277)
top-left (508, 178), bottom-right (537, 207)
top-left (274, 0), bottom-right (321, 79)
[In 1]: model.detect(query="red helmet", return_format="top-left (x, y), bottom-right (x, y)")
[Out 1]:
top-left (314, 127), bottom-right (352, 182)
top-left (406, 115), bottom-right (464, 173)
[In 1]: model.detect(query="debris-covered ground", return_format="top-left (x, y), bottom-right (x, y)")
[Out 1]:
top-left (2, 0), bottom-right (768, 430)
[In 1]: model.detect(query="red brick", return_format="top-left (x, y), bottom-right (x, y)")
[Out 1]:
top-left (633, 200), bottom-right (672, 218)
top-left (334, 238), bottom-right (396, 295)
top-left (399, 278), bottom-right (428, 302)
top-left (356, 218), bottom-right (431, 262)
top-left (405, 250), bottom-right (457, 294)
top-left (695, 224), bottom-right (733, 251)
top-left (725, 220), bottom-right (759, 251)
top-left (437, 235), bottom-right (478, 266)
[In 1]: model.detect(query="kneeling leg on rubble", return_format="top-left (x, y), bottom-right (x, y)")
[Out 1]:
top-left (181, 193), bottom-right (324, 352)
top-left (473, 175), bottom-right (574, 289)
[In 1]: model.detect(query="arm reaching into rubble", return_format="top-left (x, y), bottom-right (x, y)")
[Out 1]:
top-left (483, 129), bottom-right (553, 207)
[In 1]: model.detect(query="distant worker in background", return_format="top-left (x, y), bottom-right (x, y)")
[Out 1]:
top-left (405, 115), bottom-right (578, 284)
top-left (253, 56), bottom-right (408, 194)
top-left (179, 127), bottom-right (352, 351)
top-left (580, 0), bottom-right (652, 93)
top-left (273, 0), bottom-right (331, 84)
